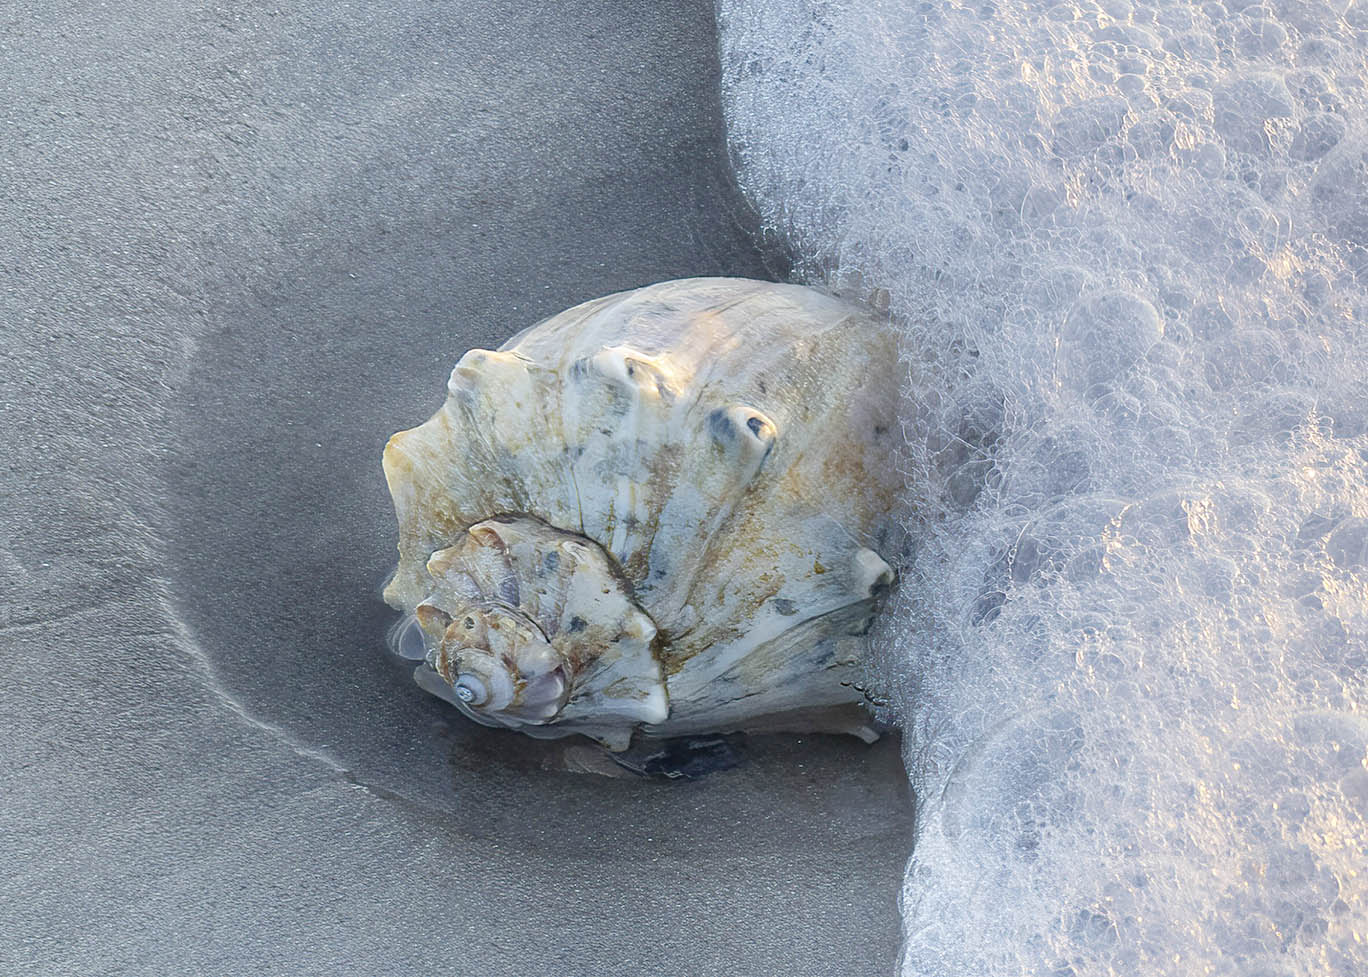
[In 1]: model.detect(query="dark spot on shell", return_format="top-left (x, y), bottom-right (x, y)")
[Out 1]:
top-left (771, 597), bottom-right (798, 616)
top-left (569, 616), bottom-right (587, 633)
top-left (464, 617), bottom-right (476, 630)
top-left (746, 416), bottom-right (765, 437)
top-left (875, 424), bottom-right (888, 437)
top-left (706, 408), bottom-right (734, 443)
top-left (543, 549), bottom-right (560, 571)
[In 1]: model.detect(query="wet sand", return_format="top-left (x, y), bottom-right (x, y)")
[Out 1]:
top-left (1, 2), bottom-right (912, 973)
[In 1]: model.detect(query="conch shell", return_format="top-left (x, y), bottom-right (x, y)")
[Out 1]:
top-left (382, 278), bottom-right (902, 750)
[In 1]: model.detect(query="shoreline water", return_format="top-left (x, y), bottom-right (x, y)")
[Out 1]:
top-left (719, 1), bottom-right (1368, 974)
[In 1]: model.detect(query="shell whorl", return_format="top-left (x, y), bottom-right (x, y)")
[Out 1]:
top-left (383, 278), bottom-right (903, 748)
top-left (400, 515), bottom-right (667, 734)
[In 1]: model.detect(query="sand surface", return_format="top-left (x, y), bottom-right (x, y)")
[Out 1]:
top-left (2, 2), bottom-right (911, 973)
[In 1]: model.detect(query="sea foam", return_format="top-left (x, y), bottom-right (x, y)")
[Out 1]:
top-left (718, 1), bottom-right (1367, 973)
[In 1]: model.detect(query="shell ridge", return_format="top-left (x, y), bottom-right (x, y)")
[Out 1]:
top-left (617, 317), bottom-right (775, 613)
top-left (652, 400), bottom-right (775, 566)
top-left (665, 580), bottom-right (884, 702)
top-left (655, 315), bottom-right (900, 639)
top-left (553, 356), bottom-right (588, 537)
top-left (665, 511), bottom-right (893, 675)
top-left (443, 359), bottom-right (531, 513)
top-left (664, 601), bottom-right (874, 711)
top-left (558, 345), bottom-right (665, 571)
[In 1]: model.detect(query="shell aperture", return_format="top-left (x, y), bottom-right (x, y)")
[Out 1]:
top-left (382, 278), bottom-right (903, 750)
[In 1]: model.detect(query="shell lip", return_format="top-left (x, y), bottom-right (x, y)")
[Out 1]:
top-left (387, 613), bottom-right (431, 662)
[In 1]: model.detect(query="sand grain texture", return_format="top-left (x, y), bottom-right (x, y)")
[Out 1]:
top-left (1, 2), bottom-right (910, 974)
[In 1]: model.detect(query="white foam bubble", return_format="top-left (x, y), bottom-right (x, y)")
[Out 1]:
top-left (718, 0), bottom-right (1368, 973)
